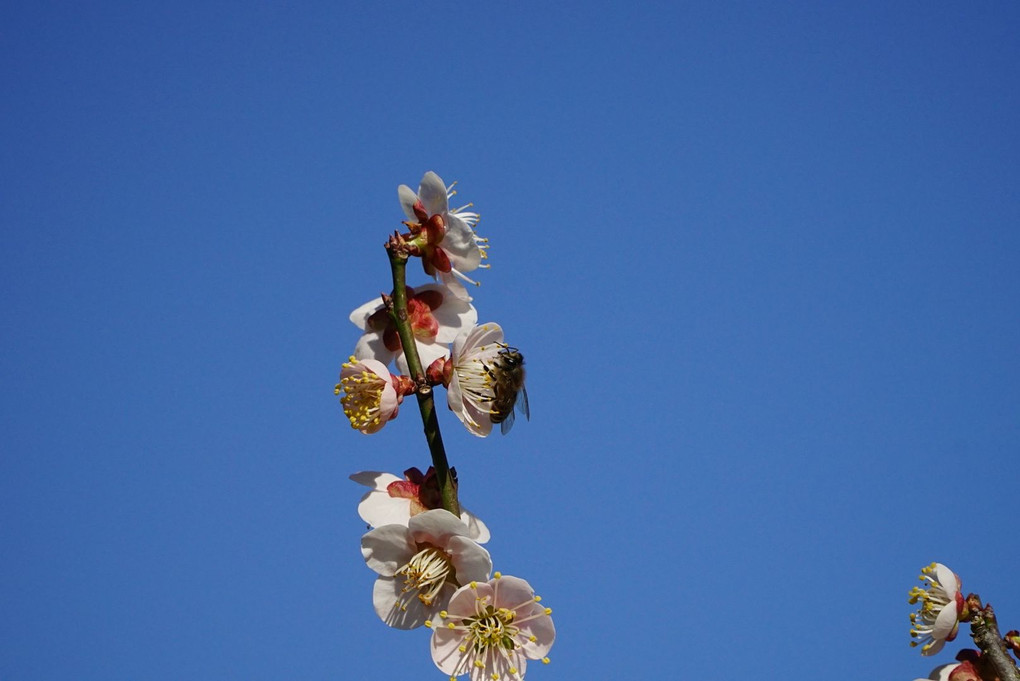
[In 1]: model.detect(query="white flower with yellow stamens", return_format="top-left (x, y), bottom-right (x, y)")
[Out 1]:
top-left (361, 509), bottom-right (491, 630)
top-left (909, 562), bottom-right (964, 656)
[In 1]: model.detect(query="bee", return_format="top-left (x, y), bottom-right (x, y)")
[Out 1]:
top-left (487, 345), bottom-right (530, 435)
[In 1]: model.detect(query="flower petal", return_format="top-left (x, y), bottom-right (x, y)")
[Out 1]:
top-left (460, 508), bottom-right (490, 543)
top-left (446, 535), bottom-right (492, 583)
top-left (353, 332), bottom-right (394, 367)
top-left (407, 508), bottom-right (469, 543)
top-left (935, 563), bottom-right (960, 598)
top-left (417, 171), bottom-right (449, 216)
top-left (931, 599), bottom-right (960, 641)
top-left (349, 297), bottom-right (384, 329)
top-left (372, 575), bottom-right (446, 629)
top-left (398, 184), bottom-right (419, 220)
top-left (361, 525), bottom-right (414, 576)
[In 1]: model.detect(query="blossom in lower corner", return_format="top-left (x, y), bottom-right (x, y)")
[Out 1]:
top-left (398, 171), bottom-right (487, 293)
top-left (349, 469), bottom-right (491, 543)
top-left (361, 509), bottom-right (491, 629)
top-left (336, 357), bottom-right (409, 434)
top-left (909, 562), bottom-right (965, 656)
top-left (428, 573), bottom-right (555, 681)
top-left (443, 323), bottom-right (529, 437)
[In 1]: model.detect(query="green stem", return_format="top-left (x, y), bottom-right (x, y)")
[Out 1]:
top-left (386, 250), bottom-right (461, 517)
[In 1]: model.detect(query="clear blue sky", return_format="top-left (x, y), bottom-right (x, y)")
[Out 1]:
top-left (2, 2), bottom-right (1019, 680)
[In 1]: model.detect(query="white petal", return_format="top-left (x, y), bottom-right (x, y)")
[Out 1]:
top-left (931, 601), bottom-right (960, 641)
top-left (922, 636), bottom-right (947, 656)
top-left (935, 563), bottom-right (960, 597)
top-left (459, 507), bottom-right (490, 543)
top-left (431, 620), bottom-right (469, 674)
top-left (349, 297), bottom-right (383, 329)
top-left (349, 471), bottom-right (401, 491)
top-left (447, 535), bottom-right (491, 583)
top-left (407, 508), bottom-right (469, 543)
top-left (358, 490), bottom-right (412, 529)
top-left (394, 340), bottom-right (449, 375)
top-left (441, 214), bottom-right (482, 272)
top-left (417, 171), bottom-right (449, 216)
top-left (372, 575), bottom-right (437, 629)
top-left (428, 290), bottom-right (477, 343)
top-left (452, 323), bottom-right (504, 360)
top-left (398, 184), bottom-right (419, 220)
top-left (361, 525), bottom-right (414, 576)
top-left (353, 332), bottom-right (394, 367)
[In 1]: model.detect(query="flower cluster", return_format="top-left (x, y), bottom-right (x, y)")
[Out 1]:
top-left (339, 171), bottom-right (554, 680)
top-left (337, 172), bottom-right (530, 439)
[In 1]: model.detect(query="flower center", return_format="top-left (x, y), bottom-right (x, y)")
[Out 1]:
top-left (337, 363), bottom-right (387, 430)
top-left (465, 606), bottom-right (519, 655)
top-left (396, 545), bottom-right (454, 607)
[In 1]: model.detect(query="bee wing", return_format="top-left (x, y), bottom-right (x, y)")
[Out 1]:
top-left (499, 405), bottom-right (516, 435)
top-left (516, 383), bottom-right (530, 421)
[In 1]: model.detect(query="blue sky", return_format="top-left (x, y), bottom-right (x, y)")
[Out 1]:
top-left (2, 2), bottom-right (1019, 680)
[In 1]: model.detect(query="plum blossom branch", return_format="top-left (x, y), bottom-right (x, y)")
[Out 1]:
top-left (385, 240), bottom-right (460, 517)
top-left (967, 597), bottom-right (1020, 681)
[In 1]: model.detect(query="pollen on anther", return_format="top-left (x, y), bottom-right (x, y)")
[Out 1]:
top-left (493, 572), bottom-right (502, 579)
top-left (542, 657), bottom-right (551, 665)
top-left (424, 620), bottom-right (433, 628)
top-left (544, 607), bottom-right (552, 615)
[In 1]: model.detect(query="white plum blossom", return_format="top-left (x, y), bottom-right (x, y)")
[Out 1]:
top-left (350, 282), bottom-right (476, 374)
top-left (350, 470), bottom-right (491, 543)
top-left (335, 357), bottom-right (401, 434)
top-left (361, 509), bottom-right (491, 630)
top-left (909, 562), bottom-right (964, 656)
top-left (429, 573), bottom-right (555, 681)
top-left (446, 323), bottom-right (526, 437)
top-left (398, 171), bottom-right (487, 293)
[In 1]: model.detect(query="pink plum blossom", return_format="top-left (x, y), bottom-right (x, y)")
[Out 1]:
top-left (335, 357), bottom-right (402, 434)
top-left (429, 573), bottom-right (555, 681)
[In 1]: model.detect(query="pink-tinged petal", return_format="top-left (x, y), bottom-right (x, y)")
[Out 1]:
top-left (517, 603), bottom-right (556, 658)
top-left (408, 509), bottom-right (469, 543)
top-left (398, 184), bottom-right (420, 220)
top-left (353, 332), bottom-right (394, 367)
top-left (460, 507), bottom-right (490, 543)
top-left (924, 663), bottom-right (960, 681)
top-left (417, 171), bottom-right (450, 216)
top-left (445, 580), bottom-right (495, 617)
top-left (935, 563), bottom-right (961, 598)
top-left (491, 575), bottom-right (537, 610)
top-left (361, 525), bottom-right (414, 576)
top-left (931, 600), bottom-right (961, 641)
top-left (446, 535), bottom-right (492, 583)
top-left (372, 575), bottom-right (438, 630)
top-left (431, 623), bottom-right (468, 675)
